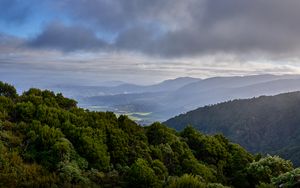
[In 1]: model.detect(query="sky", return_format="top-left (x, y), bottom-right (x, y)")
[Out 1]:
top-left (2, 0), bottom-right (300, 88)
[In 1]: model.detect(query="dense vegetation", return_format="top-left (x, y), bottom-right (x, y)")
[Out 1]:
top-left (164, 92), bottom-right (300, 167)
top-left (0, 81), bottom-right (299, 187)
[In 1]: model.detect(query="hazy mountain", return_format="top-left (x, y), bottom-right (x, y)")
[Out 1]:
top-left (180, 74), bottom-right (300, 90)
top-left (165, 77), bottom-right (300, 111)
top-left (144, 77), bottom-right (201, 92)
top-left (51, 77), bottom-right (200, 99)
top-left (80, 74), bottom-right (300, 124)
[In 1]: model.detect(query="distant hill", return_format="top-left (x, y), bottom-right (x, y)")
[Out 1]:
top-left (164, 91), bottom-right (300, 166)
top-left (80, 74), bottom-right (300, 124)
top-left (52, 77), bottom-right (201, 98)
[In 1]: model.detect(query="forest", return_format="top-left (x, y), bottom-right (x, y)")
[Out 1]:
top-left (165, 92), bottom-right (300, 167)
top-left (0, 81), bottom-right (299, 187)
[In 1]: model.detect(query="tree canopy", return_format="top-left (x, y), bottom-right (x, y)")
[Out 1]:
top-left (0, 81), bottom-right (299, 187)
top-left (165, 92), bottom-right (300, 167)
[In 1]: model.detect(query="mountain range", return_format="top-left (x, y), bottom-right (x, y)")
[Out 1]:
top-left (50, 74), bottom-right (300, 124)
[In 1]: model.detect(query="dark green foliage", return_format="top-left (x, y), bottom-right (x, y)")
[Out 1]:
top-left (246, 155), bottom-right (293, 186)
top-left (152, 159), bottom-right (168, 181)
top-left (0, 81), bottom-right (298, 187)
top-left (180, 126), bottom-right (253, 185)
top-left (256, 183), bottom-right (276, 188)
top-left (272, 168), bottom-right (300, 187)
top-left (0, 81), bottom-right (17, 98)
top-left (167, 174), bottom-right (206, 188)
top-left (167, 174), bottom-right (231, 188)
top-left (165, 92), bottom-right (300, 167)
top-left (126, 158), bottom-right (161, 188)
top-left (181, 158), bottom-right (216, 182)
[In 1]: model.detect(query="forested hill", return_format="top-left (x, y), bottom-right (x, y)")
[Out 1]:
top-left (164, 91), bottom-right (300, 167)
top-left (0, 81), bottom-right (299, 187)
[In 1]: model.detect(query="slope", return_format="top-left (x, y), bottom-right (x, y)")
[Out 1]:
top-left (164, 91), bottom-right (300, 166)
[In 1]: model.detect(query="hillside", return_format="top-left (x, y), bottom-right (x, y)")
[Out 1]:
top-left (164, 91), bottom-right (300, 167)
top-left (1, 81), bottom-right (299, 187)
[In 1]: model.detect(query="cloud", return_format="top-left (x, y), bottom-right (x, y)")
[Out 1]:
top-left (58, 0), bottom-right (189, 32)
top-left (2, 30), bottom-right (300, 88)
top-left (20, 0), bottom-right (297, 58)
top-left (4, 0), bottom-right (300, 58)
top-left (114, 26), bottom-right (157, 52)
top-left (0, 33), bottom-right (24, 53)
top-left (4, 1), bottom-right (300, 90)
top-left (0, 0), bottom-right (33, 24)
top-left (28, 22), bottom-right (108, 52)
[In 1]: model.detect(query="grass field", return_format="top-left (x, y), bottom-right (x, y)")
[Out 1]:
top-left (83, 105), bottom-right (156, 124)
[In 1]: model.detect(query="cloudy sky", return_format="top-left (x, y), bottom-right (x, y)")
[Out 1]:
top-left (2, 0), bottom-right (300, 88)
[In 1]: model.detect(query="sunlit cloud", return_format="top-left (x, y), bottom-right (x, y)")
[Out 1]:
top-left (2, 0), bottom-right (300, 87)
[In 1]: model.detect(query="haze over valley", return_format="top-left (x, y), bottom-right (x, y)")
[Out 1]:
top-left (46, 74), bottom-right (300, 124)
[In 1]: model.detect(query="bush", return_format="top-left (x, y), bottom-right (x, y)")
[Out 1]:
top-left (272, 168), bottom-right (300, 188)
top-left (247, 155), bottom-right (293, 184)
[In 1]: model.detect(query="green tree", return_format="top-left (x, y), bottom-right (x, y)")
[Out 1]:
top-left (152, 159), bottom-right (168, 181)
top-left (272, 168), bottom-right (300, 188)
top-left (167, 174), bottom-right (206, 188)
top-left (0, 81), bottom-right (17, 98)
top-left (15, 102), bottom-right (36, 122)
top-left (247, 155), bottom-right (293, 185)
top-left (126, 158), bottom-right (160, 188)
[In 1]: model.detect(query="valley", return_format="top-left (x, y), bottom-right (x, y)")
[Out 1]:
top-left (52, 74), bottom-right (300, 124)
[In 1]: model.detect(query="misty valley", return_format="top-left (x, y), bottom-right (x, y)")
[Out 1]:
top-left (51, 74), bottom-right (300, 125)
